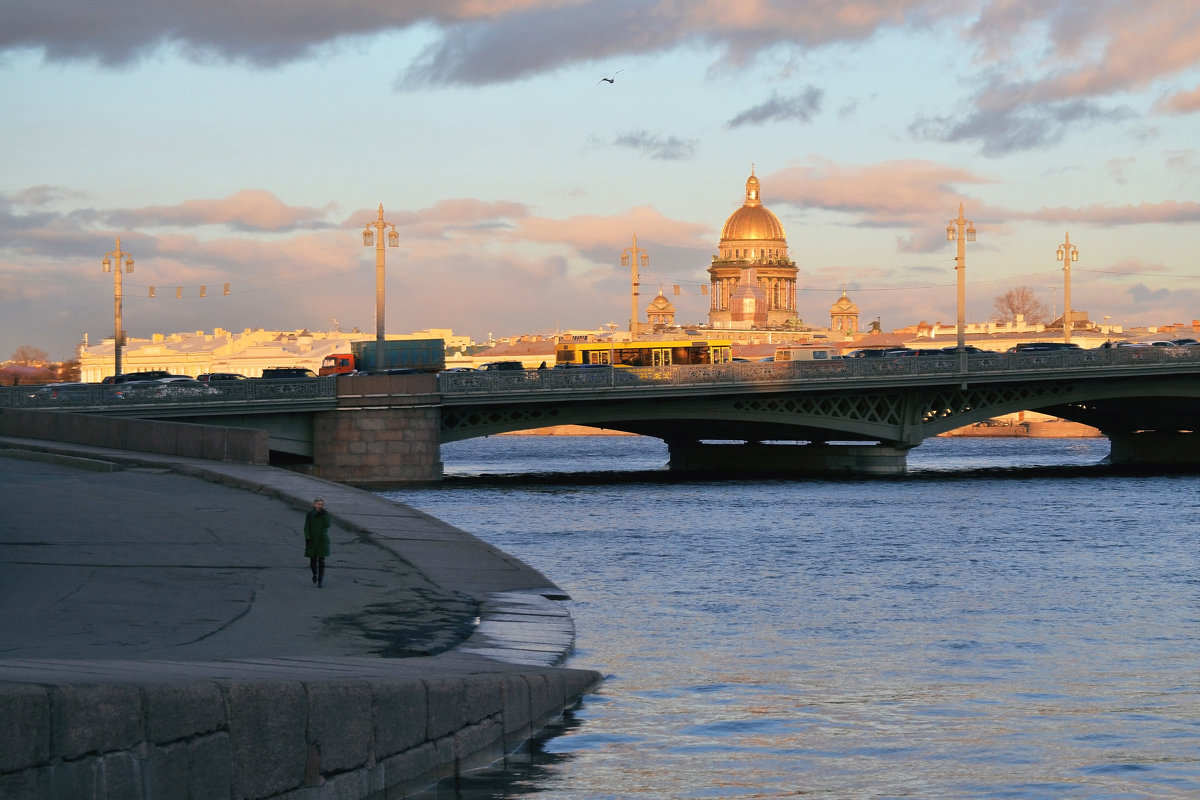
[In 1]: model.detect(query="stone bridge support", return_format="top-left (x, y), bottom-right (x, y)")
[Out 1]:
top-left (1107, 431), bottom-right (1200, 466)
top-left (312, 407), bottom-right (442, 487)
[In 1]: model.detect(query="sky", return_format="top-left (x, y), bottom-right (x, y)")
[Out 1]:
top-left (3, 0), bottom-right (1200, 360)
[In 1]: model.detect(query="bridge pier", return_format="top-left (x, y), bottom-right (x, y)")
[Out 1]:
top-left (1107, 431), bottom-right (1200, 466)
top-left (312, 408), bottom-right (443, 487)
top-left (667, 441), bottom-right (909, 475)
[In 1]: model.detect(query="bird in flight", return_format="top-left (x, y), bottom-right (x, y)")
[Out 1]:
top-left (596, 70), bottom-right (623, 85)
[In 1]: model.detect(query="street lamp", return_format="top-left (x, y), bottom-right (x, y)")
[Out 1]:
top-left (101, 237), bottom-right (134, 377)
top-left (362, 203), bottom-right (399, 352)
top-left (1056, 232), bottom-right (1079, 344)
top-left (945, 203), bottom-right (977, 353)
top-left (621, 234), bottom-right (649, 336)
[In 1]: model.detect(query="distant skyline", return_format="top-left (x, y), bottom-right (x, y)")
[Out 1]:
top-left (3, 1), bottom-right (1200, 359)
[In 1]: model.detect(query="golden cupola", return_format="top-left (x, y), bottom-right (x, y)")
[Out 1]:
top-left (708, 167), bottom-right (798, 329)
top-left (718, 171), bottom-right (788, 258)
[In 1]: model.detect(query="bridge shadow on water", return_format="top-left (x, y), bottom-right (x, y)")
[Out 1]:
top-left (439, 460), bottom-right (1200, 489)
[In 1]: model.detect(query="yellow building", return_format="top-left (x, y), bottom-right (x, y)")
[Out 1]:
top-left (78, 328), bottom-right (472, 381)
top-left (707, 169), bottom-right (798, 329)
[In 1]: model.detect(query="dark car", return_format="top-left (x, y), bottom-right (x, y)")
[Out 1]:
top-left (102, 370), bottom-right (178, 384)
top-left (478, 361), bottom-right (526, 371)
top-left (197, 372), bottom-right (247, 382)
top-left (845, 348), bottom-right (914, 358)
top-left (1010, 342), bottom-right (1082, 353)
top-left (259, 367), bottom-right (318, 379)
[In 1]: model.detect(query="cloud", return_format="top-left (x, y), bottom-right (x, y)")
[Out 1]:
top-left (98, 190), bottom-right (337, 232)
top-left (1014, 201), bottom-right (1200, 226)
top-left (514, 205), bottom-right (711, 251)
top-left (598, 131), bottom-right (698, 161)
top-left (765, 159), bottom-right (993, 245)
top-left (1105, 157), bottom-right (1136, 185)
top-left (1156, 84), bottom-right (1200, 114)
top-left (2, 0), bottom-right (940, 83)
top-left (726, 87), bottom-right (823, 128)
top-left (970, 1), bottom-right (1200, 100)
top-left (910, 98), bottom-right (1136, 156)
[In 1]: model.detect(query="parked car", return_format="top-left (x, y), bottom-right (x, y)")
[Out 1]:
top-left (1010, 342), bottom-right (1082, 353)
top-left (845, 348), bottom-right (914, 358)
top-left (102, 370), bottom-right (179, 384)
top-left (478, 361), bottom-right (525, 371)
top-left (27, 382), bottom-right (91, 402)
top-left (197, 372), bottom-right (247, 382)
top-left (258, 367), bottom-right (318, 379)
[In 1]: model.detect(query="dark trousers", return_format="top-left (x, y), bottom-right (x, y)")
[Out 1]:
top-left (310, 556), bottom-right (325, 581)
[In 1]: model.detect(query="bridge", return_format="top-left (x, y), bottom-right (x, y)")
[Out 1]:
top-left (3, 347), bottom-right (1199, 484)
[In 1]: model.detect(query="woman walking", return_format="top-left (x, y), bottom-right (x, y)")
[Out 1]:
top-left (304, 497), bottom-right (331, 588)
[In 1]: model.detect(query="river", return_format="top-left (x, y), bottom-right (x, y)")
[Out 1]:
top-left (385, 435), bottom-right (1200, 799)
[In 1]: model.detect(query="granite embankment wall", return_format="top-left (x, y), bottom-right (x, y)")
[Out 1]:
top-left (0, 407), bottom-right (268, 464)
top-left (1, 667), bottom-right (598, 800)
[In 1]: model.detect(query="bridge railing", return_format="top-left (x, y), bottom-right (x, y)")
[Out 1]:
top-left (438, 346), bottom-right (1200, 394)
top-left (0, 377), bottom-right (337, 410)
top-left (3, 347), bottom-right (1197, 408)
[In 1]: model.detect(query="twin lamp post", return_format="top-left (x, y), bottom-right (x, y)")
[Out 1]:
top-left (98, 203), bottom-right (400, 378)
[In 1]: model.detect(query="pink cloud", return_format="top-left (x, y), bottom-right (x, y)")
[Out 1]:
top-left (1157, 84), bottom-right (1200, 114)
top-left (972, 2), bottom-right (1200, 104)
top-left (117, 190), bottom-right (334, 232)
top-left (767, 160), bottom-right (992, 227)
top-left (515, 206), bottom-right (711, 251)
top-left (1015, 201), bottom-right (1200, 226)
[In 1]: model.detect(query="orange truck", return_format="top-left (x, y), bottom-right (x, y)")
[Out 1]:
top-left (319, 339), bottom-right (446, 376)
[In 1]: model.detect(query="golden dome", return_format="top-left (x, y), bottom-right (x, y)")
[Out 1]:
top-left (720, 171), bottom-right (787, 244)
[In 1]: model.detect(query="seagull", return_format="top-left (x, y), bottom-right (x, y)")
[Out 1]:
top-left (596, 69), bottom-right (623, 85)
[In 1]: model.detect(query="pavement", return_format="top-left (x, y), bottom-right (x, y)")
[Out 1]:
top-left (0, 438), bottom-right (583, 683)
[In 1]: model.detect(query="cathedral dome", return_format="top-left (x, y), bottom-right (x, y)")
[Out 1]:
top-left (720, 172), bottom-right (787, 245)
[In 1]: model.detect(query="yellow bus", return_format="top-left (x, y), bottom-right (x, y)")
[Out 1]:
top-left (555, 340), bottom-right (733, 367)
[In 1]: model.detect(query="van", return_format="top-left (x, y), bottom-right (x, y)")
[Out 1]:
top-left (774, 346), bottom-right (843, 362)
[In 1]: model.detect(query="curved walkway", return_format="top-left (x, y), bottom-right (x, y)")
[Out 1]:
top-left (0, 438), bottom-right (600, 799)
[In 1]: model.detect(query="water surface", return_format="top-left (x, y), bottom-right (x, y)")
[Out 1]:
top-left (389, 436), bottom-right (1200, 799)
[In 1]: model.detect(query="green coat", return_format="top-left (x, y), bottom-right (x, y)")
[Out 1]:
top-left (304, 509), bottom-right (331, 558)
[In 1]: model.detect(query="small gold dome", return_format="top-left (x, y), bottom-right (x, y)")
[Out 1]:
top-left (831, 290), bottom-right (858, 314)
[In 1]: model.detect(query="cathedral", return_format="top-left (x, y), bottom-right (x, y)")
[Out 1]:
top-left (707, 169), bottom-right (798, 329)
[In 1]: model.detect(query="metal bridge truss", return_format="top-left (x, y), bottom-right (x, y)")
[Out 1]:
top-left (439, 378), bottom-right (1096, 447)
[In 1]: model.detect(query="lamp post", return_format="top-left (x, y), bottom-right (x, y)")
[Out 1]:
top-left (621, 234), bottom-right (649, 336)
top-left (362, 203), bottom-right (399, 352)
top-left (1056, 232), bottom-right (1079, 344)
top-left (945, 203), bottom-right (977, 353)
top-left (101, 237), bottom-right (134, 377)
